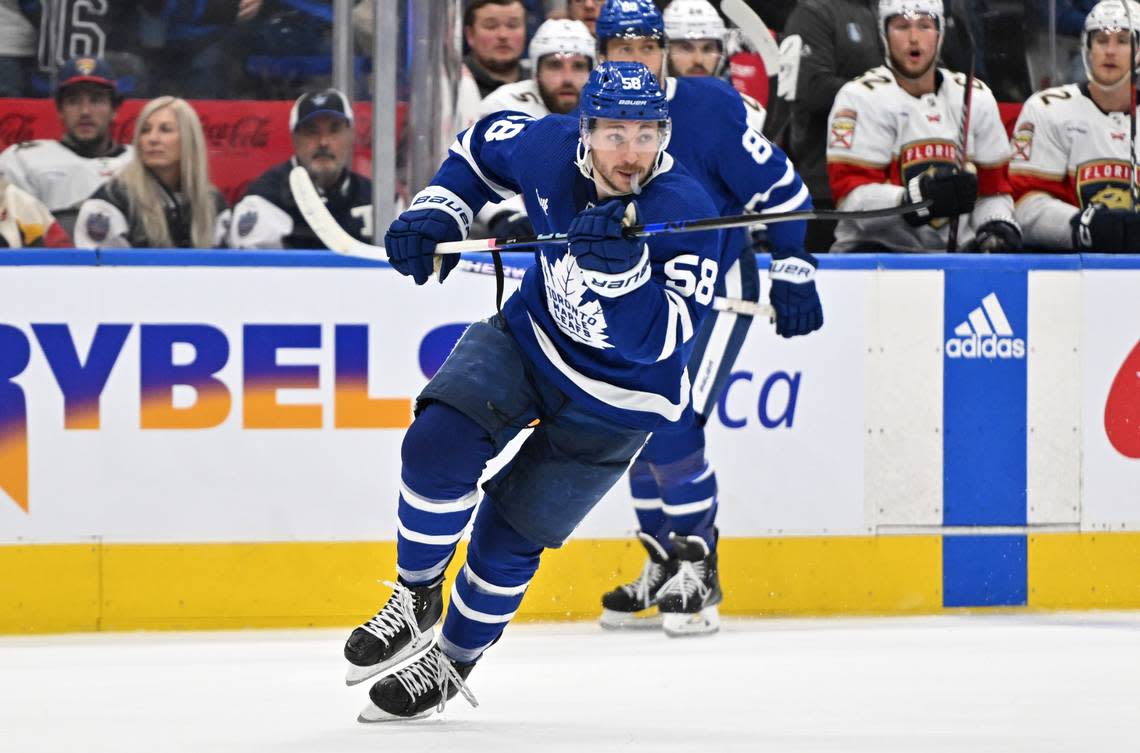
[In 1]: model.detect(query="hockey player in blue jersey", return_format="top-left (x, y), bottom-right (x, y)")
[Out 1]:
top-left (592, 0), bottom-right (824, 637)
top-left (342, 61), bottom-right (725, 721)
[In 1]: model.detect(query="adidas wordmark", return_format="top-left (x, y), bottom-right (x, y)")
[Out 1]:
top-left (945, 292), bottom-right (1026, 359)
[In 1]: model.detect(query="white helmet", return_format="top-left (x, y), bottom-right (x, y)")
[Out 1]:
top-left (528, 19), bottom-right (596, 75)
top-left (1081, 0), bottom-right (1140, 88)
top-left (664, 0), bottom-right (727, 42)
top-left (663, 0), bottom-right (727, 76)
top-left (877, 0), bottom-right (945, 76)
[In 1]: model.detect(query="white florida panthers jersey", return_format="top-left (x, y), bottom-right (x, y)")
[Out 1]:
top-left (825, 66), bottom-right (1015, 252)
top-left (1009, 83), bottom-right (1139, 250)
top-left (0, 139), bottom-right (133, 235)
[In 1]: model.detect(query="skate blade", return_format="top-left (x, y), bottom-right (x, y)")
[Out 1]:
top-left (662, 606), bottom-right (720, 638)
top-left (599, 608), bottom-right (662, 630)
top-left (344, 628), bottom-right (437, 686)
top-left (357, 703), bottom-right (436, 723)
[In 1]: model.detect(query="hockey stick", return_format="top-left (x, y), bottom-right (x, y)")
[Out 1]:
top-left (289, 165), bottom-right (932, 257)
top-left (719, 0), bottom-right (780, 73)
top-left (453, 256), bottom-right (776, 318)
top-left (946, 11), bottom-right (976, 253)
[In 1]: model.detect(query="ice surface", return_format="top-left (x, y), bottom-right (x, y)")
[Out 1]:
top-left (1, 614), bottom-right (1138, 753)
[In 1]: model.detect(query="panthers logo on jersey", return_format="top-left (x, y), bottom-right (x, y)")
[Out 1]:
top-left (899, 138), bottom-right (961, 228)
top-left (1075, 160), bottom-right (1135, 210)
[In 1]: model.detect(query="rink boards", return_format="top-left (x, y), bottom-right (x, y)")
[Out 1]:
top-left (1, 251), bottom-right (1139, 632)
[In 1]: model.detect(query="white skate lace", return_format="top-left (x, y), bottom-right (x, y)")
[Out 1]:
top-left (394, 647), bottom-right (479, 713)
top-left (360, 580), bottom-right (423, 645)
top-left (622, 559), bottom-right (666, 608)
top-left (658, 561), bottom-right (710, 609)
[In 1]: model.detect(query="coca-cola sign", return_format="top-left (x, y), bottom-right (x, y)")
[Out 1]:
top-left (200, 115), bottom-right (273, 151)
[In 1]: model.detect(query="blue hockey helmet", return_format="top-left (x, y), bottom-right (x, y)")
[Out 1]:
top-left (595, 0), bottom-right (665, 44)
top-left (575, 61), bottom-right (672, 192)
top-left (579, 60), bottom-right (669, 121)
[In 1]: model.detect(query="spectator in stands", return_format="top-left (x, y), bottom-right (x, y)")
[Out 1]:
top-left (456, 0), bottom-right (530, 129)
top-left (138, 0), bottom-right (263, 98)
top-left (776, 0), bottom-right (882, 252)
top-left (0, 56), bottom-right (133, 237)
top-left (239, 2), bottom-right (336, 99)
top-left (228, 88), bottom-right (373, 250)
top-left (75, 97), bottom-right (229, 248)
top-left (23, 1), bottom-right (145, 97)
top-left (566, 0), bottom-right (601, 32)
top-left (0, 175), bottom-right (70, 248)
top-left (0, 0), bottom-right (36, 97)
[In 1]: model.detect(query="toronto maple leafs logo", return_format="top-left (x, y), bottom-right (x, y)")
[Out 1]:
top-left (535, 188), bottom-right (549, 217)
top-left (540, 252), bottom-right (610, 349)
top-left (85, 212), bottom-right (110, 242)
top-left (237, 210), bottom-right (258, 237)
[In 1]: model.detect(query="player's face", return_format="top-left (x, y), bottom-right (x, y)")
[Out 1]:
top-left (293, 114), bottom-right (353, 189)
top-left (138, 106), bottom-right (182, 173)
top-left (1089, 29), bottom-right (1135, 88)
top-left (885, 13), bottom-right (940, 79)
top-left (536, 54), bottom-right (592, 114)
top-left (58, 85), bottom-right (115, 146)
top-left (568, 0), bottom-right (600, 34)
top-left (603, 37), bottom-right (666, 83)
top-left (588, 118), bottom-right (662, 196)
top-left (668, 39), bottom-right (722, 77)
top-left (465, 2), bottom-right (527, 74)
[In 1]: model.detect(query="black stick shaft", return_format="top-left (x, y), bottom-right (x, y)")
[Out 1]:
top-left (477, 200), bottom-right (933, 252)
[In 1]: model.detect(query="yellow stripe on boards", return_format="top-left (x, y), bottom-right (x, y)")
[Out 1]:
top-left (1029, 532), bottom-right (1140, 609)
top-left (0, 536), bottom-right (946, 634)
top-left (4, 532), bottom-right (1139, 634)
top-left (0, 542), bottom-right (102, 633)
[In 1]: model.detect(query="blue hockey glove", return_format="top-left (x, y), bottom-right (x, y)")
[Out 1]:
top-left (567, 199), bottom-right (644, 275)
top-left (1070, 204), bottom-right (1140, 252)
top-left (967, 220), bottom-right (1022, 253)
top-left (384, 202), bottom-right (463, 285)
top-left (768, 248), bottom-right (823, 339)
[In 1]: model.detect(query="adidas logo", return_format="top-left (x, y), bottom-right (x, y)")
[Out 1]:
top-left (945, 292), bottom-right (1026, 360)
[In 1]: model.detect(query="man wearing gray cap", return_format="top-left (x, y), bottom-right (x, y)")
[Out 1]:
top-left (228, 88), bottom-right (374, 249)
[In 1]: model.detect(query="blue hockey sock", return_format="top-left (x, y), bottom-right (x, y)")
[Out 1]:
top-left (654, 449), bottom-right (718, 550)
top-left (438, 499), bottom-right (542, 664)
top-left (628, 459), bottom-right (668, 548)
top-left (396, 402), bottom-right (496, 585)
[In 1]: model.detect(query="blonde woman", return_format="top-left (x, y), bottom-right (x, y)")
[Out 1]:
top-left (75, 97), bottom-right (230, 248)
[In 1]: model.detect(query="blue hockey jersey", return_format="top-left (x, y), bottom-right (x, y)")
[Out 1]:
top-left (662, 76), bottom-right (812, 266)
top-left (425, 112), bottom-right (723, 431)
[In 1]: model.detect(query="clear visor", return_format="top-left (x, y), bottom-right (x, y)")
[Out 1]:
top-left (584, 119), bottom-right (670, 154)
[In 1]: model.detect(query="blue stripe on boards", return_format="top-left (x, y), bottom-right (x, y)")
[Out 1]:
top-left (943, 535), bottom-right (1027, 607)
top-left (942, 268), bottom-right (1028, 527)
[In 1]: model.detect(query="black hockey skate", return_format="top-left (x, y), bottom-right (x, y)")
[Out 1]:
top-left (656, 532), bottom-right (722, 637)
top-left (599, 531), bottom-right (677, 629)
top-left (344, 578), bottom-right (444, 686)
top-left (357, 644), bottom-right (478, 722)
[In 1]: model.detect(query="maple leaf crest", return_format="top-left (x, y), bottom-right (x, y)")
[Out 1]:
top-left (540, 252), bottom-right (611, 349)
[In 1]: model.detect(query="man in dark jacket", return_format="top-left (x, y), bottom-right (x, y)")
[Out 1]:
top-left (776, 0), bottom-right (881, 252)
top-left (227, 88), bottom-right (373, 250)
